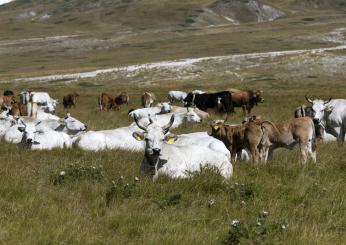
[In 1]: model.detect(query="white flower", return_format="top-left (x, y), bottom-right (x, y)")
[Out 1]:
top-left (261, 210), bottom-right (269, 217)
top-left (281, 223), bottom-right (288, 229)
top-left (120, 176), bottom-right (124, 180)
top-left (134, 177), bottom-right (140, 182)
top-left (241, 201), bottom-right (246, 206)
top-left (59, 171), bottom-right (65, 176)
top-left (256, 221), bottom-right (262, 226)
top-left (208, 198), bottom-right (216, 207)
top-left (231, 219), bottom-right (240, 227)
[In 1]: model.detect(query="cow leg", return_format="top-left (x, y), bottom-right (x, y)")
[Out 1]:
top-left (242, 105), bottom-right (246, 116)
top-left (337, 126), bottom-right (345, 145)
top-left (249, 145), bottom-right (259, 164)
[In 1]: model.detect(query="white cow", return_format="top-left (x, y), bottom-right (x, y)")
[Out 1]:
top-left (171, 106), bottom-right (210, 119)
top-left (17, 120), bottom-right (72, 150)
top-left (136, 107), bottom-right (201, 129)
top-left (0, 110), bottom-right (15, 138)
top-left (20, 91), bottom-right (58, 117)
top-left (168, 91), bottom-right (187, 103)
top-left (73, 124), bottom-right (144, 152)
top-left (132, 115), bottom-right (233, 180)
top-left (128, 102), bottom-right (171, 119)
top-left (306, 96), bottom-right (346, 144)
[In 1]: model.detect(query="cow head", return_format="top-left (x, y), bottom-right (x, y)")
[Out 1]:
top-left (63, 113), bottom-right (87, 132)
top-left (306, 96), bottom-right (333, 125)
top-left (157, 102), bottom-right (171, 113)
top-left (133, 115), bottom-right (176, 161)
top-left (183, 93), bottom-right (195, 107)
top-left (252, 90), bottom-right (264, 104)
top-left (208, 120), bottom-right (225, 138)
top-left (183, 107), bottom-right (202, 123)
top-left (17, 120), bottom-right (42, 146)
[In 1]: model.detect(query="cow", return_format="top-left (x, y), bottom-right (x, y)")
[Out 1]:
top-left (228, 88), bottom-right (264, 115)
top-left (306, 96), bottom-right (346, 145)
top-left (0, 95), bottom-right (14, 109)
top-left (63, 91), bottom-right (79, 109)
top-left (98, 93), bottom-right (119, 111)
top-left (19, 91), bottom-right (58, 117)
top-left (260, 117), bottom-right (317, 163)
top-left (132, 115), bottom-right (233, 180)
top-left (136, 107), bottom-right (202, 129)
top-left (208, 119), bottom-right (265, 163)
top-left (171, 105), bottom-right (210, 119)
top-left (128, 102), bottom-right (171, 119)
top-left (294, 105), bottom-right (326, 141)
top-left (141, 92), bottom-right (156, 108)
top-left (115, 92), bottom-right (130, 106)
top-left (168, 91), bottom-right (187, 103)
top-left (183, 91), bottom-right (234, 115)
top-left (17, 120), bottom-right (72, 150)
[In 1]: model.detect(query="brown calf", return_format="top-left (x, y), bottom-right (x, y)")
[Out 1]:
top-left (209, 119), bottom-right (265, 163)
top-left (260, 117), bottom-right (316, 164)
top-left (141, 92), bottom-right (156, 108)
top-left (63, 91), bottom-right (79, 109)
top-left (228, 88), bottom-right (264, 115)
top-left (98, 93), bottom-right (119, 111)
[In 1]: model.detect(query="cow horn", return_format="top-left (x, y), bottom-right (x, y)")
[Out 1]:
top-left (134, 115), bottom-right (147, 131)
top-left (305, 95), bottom-right (313, 104)
top-left (163, 114), bottom-right (175, 133)
top-left (148, 114), bottom-right (154, 124)
top-left (324, 97), bottom-right (332, 105)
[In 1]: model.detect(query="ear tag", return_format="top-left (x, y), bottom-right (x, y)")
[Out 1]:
top-left (213, 125), bottom-right (219, 130)
top-left (135, 135), bottom-right (142, 141)
top-left (167, 137), bottom-right (175, 144)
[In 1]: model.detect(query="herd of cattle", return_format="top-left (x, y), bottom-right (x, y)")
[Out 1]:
top-left (0, 88), bottom-right (345, 180)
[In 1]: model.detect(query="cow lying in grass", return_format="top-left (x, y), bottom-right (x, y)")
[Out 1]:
top-left (132, 114), bottom-right (233, 180)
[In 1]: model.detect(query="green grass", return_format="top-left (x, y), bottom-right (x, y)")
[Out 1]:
top-left (0, 0), bottom-right (345, 243)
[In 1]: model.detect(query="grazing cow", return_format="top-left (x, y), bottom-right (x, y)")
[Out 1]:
top-left (208, 119), bottom-right (265, 163)
top-left (132, 115), bottom-right (233, 180)
top-left (128, 102), bottom-right (171, 119)
top-left (98, 93), bottom-right (119, 111)
top-left (183, 91), bottom-right (234, 114)
top-left (260, 117), bottom-right (316, 163)
top-left (63, 91), bottom-right (79, 109)
top-left (171, 105), bottom-right (210, 119)
top-left (17, 120), bottom-right (72, 150)
top-left (141, 92), bottom-right (156, 108)
top-left (168, 91), bottom-right (187, 103)
top-left (306, 96), bottom-right (346, 144)
top-left (228, 88), bottom-right (264, 115)
top-left (115, 92), bottom-right (130, 106)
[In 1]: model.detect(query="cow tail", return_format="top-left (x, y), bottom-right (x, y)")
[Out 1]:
top-left (311, 120), bottom-right (317, 152)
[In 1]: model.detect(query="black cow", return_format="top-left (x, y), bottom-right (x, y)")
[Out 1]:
top-left (294, 105), bottom-right (324, 140)
top-left (183, 91), bottom-right (234, 113)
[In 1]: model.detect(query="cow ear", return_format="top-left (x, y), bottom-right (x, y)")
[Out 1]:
top-left (18, 126), bottom-right (25, 132)
top-left (164, 134), bottom-right (177, 144)
top-left (132, 132), bottom-right (145, 141)
top-left (325, 105), bottom-right (334, 112)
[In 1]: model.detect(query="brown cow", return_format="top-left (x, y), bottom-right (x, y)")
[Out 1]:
top-left (98, 93), bottom-right (119, 111)
top-left (9, 101), bottom-right (28, 116)
top-left (115, 91), bottom-right (130, 107)
top-left (0, 95), bottom-right (15, 109)
top-left (141, 92), bottom-right (156, 108)
top-left (260, 117), bottom-right (316, 164)
top-left (63, 91), bottom-right (79, 109)
top-left (209, 119), bottom-right (266, 163)
top-left (228, 88), bottom-right (264, 115)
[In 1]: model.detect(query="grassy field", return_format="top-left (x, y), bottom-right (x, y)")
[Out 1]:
top-left (0, 0), bottom-right (346, 244)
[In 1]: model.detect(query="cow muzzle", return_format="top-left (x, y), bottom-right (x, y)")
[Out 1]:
top-left (152, 148), bottom-right (161, 156)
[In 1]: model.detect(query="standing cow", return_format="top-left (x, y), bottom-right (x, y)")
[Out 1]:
top-left (63, 91), bottom-right (79, 109)
top-left (98, 93), bottom-right (119, 111)
top-left (141, 92), bottom-right (156, 108)
top-left (228, 88), bottom-right (264, 115)
top-left (183, 91), bottom-right (234, 114)
top-left (306, 96), bottom-right (346, 144)
top-left (115, 92), bottom-right (130, 107)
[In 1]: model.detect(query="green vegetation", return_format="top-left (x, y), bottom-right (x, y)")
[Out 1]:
top-left (0, 0), bottom-right (345, 243)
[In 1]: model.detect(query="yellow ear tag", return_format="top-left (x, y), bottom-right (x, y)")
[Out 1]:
top-left (135, 135), bottom-right (143, 141)
top-left (213, 125), bottom-right (219, 130)
top-left (167, 137), bottom-right (175, 144)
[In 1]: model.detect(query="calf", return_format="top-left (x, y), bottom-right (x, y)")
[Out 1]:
top-left (294, 105), bottom-right (324, 140)
top-left (260, 117), bottom-right (316, 163)
top-left (98, 93), bottom-right (119, 111)
top-left (183, 91), bottom-right (234, 114)
top-left (209, 120), bottom-right (265, 163)
top-left (141, 92), bottom-right (156, 108)
top-left (228, 88), bottom-right (264, 115)
top-left (63, 91), bottom-right (79, 109)
top-left (115, 92), bottom-right (130, 106)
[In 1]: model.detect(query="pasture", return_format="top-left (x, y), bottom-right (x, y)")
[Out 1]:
top-left (1, 0), bottom-right (346, 243)
top-left (0, 76), bottom-right (345, 244)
